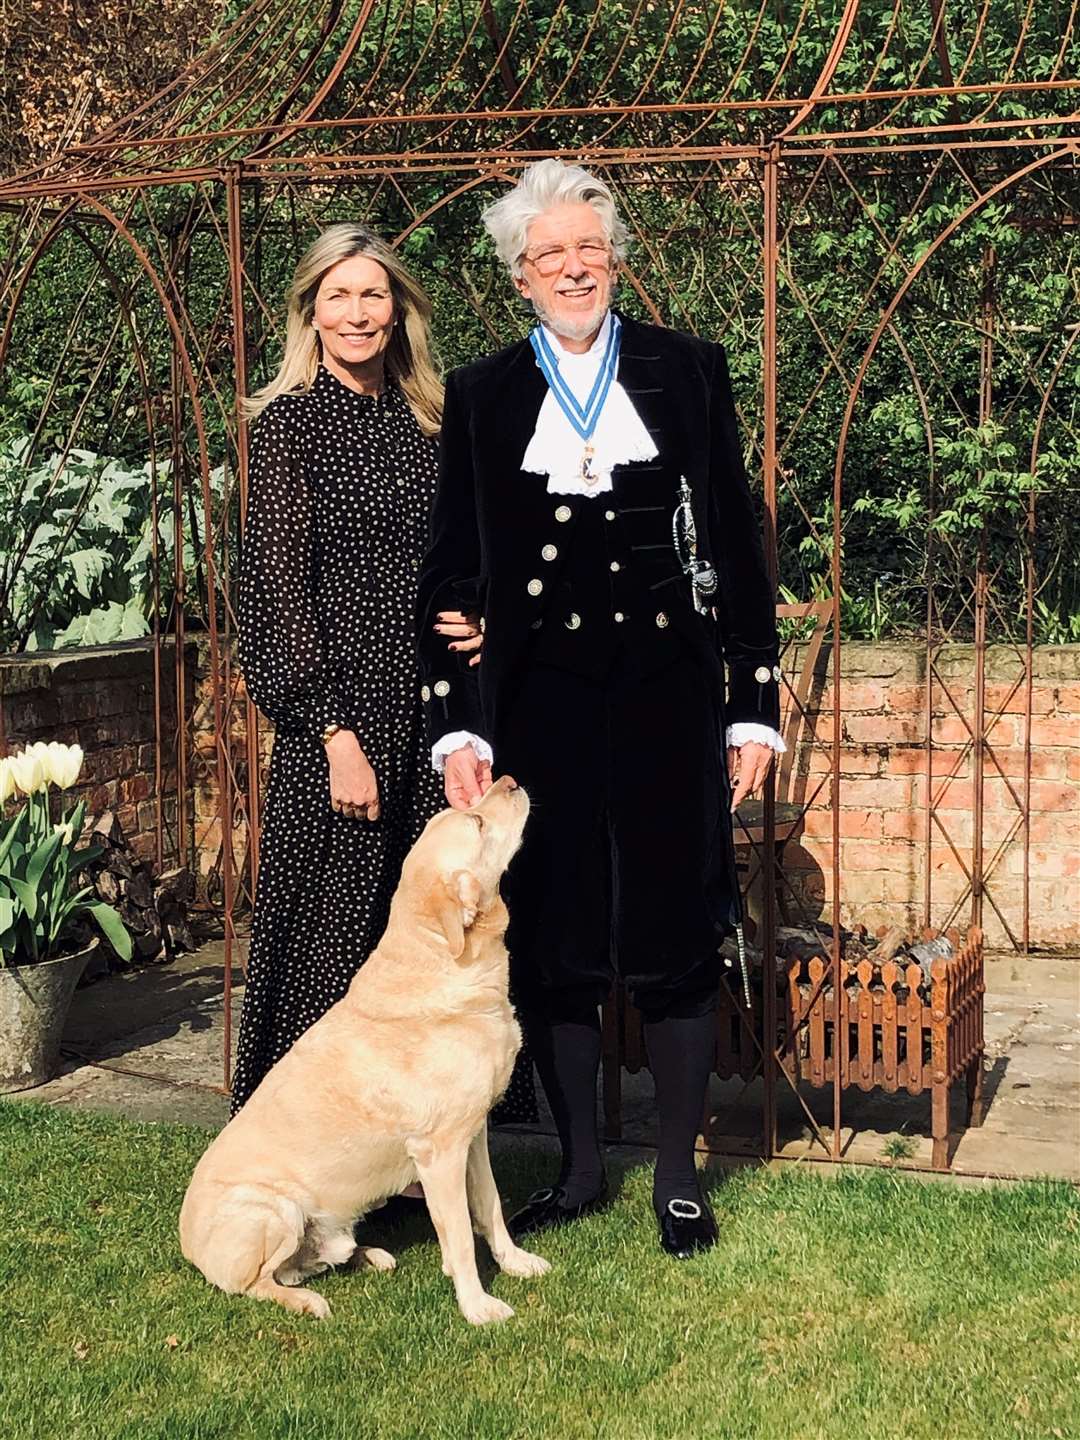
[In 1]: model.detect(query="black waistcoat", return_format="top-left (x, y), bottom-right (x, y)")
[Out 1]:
top-left (529, 461), bottom-right (691, 680)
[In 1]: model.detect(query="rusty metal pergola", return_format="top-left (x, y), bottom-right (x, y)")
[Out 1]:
top-left (1, 0), bottom-right (1077, 1167)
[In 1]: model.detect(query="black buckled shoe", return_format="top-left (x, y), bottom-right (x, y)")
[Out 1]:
top-left (657, 1196), bottom-right (718, 1259)
top-left (507, 1179), bottom-right (609, 1240)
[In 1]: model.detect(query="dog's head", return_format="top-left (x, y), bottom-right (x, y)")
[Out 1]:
top-left (405, 775), bottom-right (530, 959)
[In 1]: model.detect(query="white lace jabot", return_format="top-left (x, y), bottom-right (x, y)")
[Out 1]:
top-left (520, 312), bottom-right (658, 497)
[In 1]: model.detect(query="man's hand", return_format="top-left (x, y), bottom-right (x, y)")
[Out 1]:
top-left (444, 743), bottom-right (493, 810)
top-left (727, 740), bottom-right (774, 812)
top-left (325, 728), bottom-right (381, 820)
top-left (434, 609), bottom-right (483, 668)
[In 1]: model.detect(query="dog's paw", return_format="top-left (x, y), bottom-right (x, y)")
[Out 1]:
top-left (353, 1246), bottom-right (396, 1273)
top-left (459, 1291), bottom-right (515, 1326)
top-left (496, 1246), bottom-right (551, 1279)
top-left (293, 1288), bottom-right (332, 1320)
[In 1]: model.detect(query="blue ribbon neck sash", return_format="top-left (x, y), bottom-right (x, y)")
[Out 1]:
top-left (528, 314), bottom-right (622, 445)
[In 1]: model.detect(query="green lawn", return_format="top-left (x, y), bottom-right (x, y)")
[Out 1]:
top-left (0, 1104), bottom-right (1077, 1440)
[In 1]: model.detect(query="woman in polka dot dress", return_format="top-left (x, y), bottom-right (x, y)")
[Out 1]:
top-left (230, 224), bottom-right (537, 1127)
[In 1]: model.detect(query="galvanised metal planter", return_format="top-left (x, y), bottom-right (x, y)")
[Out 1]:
top-left (0, 941), bottom-right (96, 1092)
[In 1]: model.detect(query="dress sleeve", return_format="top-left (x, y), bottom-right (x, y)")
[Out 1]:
top-left (708, 344), bottom-right (782, 729)
top-left (237, 403), bottom-right (347, 735)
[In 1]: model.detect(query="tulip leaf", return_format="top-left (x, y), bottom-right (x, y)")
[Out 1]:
top-left (26, 829), bottom-right (63, 891)
top-left (8, 875), bottom-right (37, 921)
top-left (0, 810), bottom-right (26, 868)
top-left (85, 902), bottom-right (132, 961)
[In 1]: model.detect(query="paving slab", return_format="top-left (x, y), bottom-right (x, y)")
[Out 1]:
top-left (19, 1059), bottom-right (232, 1130)
top-left (2, 941), bottom-right (1076, 1183)
top-left (3, 944), bottom-right (244, 1131)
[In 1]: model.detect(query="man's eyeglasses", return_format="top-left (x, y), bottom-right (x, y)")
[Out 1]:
top-left (522, 239), bottom-right (611, 277)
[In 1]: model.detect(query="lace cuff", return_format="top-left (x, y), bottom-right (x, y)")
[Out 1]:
top-left (431, 731), bottom-right (495, 773)
top-left (725, 723), bottom-right (787, 754)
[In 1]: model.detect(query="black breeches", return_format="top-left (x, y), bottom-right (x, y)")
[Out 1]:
top-left (498, 653), bottom-right (736, 1020)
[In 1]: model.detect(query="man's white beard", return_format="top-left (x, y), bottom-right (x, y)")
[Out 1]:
top-left (531, 298), bottom-right (609, 345)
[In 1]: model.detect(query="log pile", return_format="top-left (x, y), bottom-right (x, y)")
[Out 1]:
top-left (84, 812), bottom-right (197, 967)
top-left (721, 922), bottom-right (959, 995)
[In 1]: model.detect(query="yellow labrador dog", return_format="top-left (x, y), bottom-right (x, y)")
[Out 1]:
top-left (179, 774), bottom-right (548, 1325)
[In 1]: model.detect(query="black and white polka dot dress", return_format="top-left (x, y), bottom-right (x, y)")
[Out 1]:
top-left (230, 365), bottom-right (537, 1123)
top-left (230, 366), bottom-right (442, 1114)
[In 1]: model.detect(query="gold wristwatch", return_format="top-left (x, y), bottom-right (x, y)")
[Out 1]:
top-left (321, 723), bottom-right (345, 745)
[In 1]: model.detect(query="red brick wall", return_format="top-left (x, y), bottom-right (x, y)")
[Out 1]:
top-left (4, 638), bottom-right (1077, 948)
top-left (0, 640), bottom-right (190, 867)
top-left (779, 642), bottom-right (1080, 949)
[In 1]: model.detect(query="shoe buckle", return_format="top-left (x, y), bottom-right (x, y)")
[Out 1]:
top-left (528, 1187), bottom-right (556, 1204)
top-left (667, 1198), bottom-right (702, 1220)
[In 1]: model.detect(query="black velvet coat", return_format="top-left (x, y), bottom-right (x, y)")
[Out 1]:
top-left (417, 313), bottom-right (780, 745)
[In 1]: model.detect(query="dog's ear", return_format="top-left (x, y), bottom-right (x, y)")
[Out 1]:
top-left (433, 870), bottom-right (483, 959)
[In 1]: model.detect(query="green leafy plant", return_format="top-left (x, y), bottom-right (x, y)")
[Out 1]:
top-left (882, 1132), bottom-right (917, 1163)
top-left (1, 1), bottom-right (1077, 652)
top-left (0, 743), bottom-right (132, 965)
top-left (0, 439), bottom-right (226, 653)
top-left (1033, 599), bottom-right (1080, 646)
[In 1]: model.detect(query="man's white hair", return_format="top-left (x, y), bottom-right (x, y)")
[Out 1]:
top-left (482, 159), bottom-right (629, 277)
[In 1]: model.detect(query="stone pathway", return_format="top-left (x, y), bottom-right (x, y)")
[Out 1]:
top-left (4, 943), bottom-right (1078, 1182)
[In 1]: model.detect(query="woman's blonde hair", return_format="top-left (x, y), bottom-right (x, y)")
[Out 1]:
top-left (242, 224), bottom-right (443, 435)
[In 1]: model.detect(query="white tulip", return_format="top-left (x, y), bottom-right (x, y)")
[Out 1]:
top-left (0, 757), bottom-right (14, 806)
top-left (53, 821), bottom-right (74, 844)
top-left (9, 748), bottom-right (45, 795)
top-left (45, 742), bottom-right (84, 790)
top-left (26, 741), bottom-right (54, 788)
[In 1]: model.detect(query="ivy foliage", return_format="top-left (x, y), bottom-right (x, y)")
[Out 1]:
top-left (0, 0), bottom-right (1077, 649)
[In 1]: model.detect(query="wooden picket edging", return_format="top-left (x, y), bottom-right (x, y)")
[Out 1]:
top-left (601, 927), bottom-right (986, 1171)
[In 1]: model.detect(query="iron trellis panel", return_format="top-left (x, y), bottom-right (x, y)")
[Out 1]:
top-left (1, 0), bottom-right (1077, 1156)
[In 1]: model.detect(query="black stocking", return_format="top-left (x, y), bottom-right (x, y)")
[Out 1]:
top-left (524, 1006), bottom-right (605, 1206)
top-left (643, 1011), bottom-right (716, 1216)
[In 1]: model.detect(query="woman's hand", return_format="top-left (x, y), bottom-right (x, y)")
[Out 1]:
top-left (727, 741), bottom-right (775, 812)
top-left (434, 609), bottom-right (483, 668)
top-left (325, 728), bottom-right (380, 820)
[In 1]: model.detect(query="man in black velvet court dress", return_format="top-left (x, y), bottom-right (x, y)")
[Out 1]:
top-left (418, 159), bottom-right (785, 1259)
